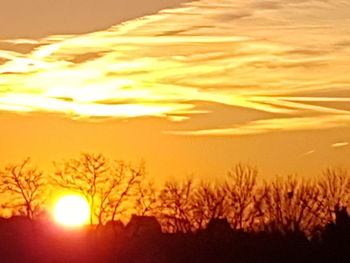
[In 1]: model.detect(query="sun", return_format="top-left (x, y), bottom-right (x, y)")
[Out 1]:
top-left (53, 195), bottom-right (90, 226)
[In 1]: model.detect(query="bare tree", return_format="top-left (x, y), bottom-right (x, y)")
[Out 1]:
top-left (0, 158), bottom-right (46, 219)
top-left (318, 167), bottom-right (350, 223)
top-left (99, 161), bottom-right (145, 223)
top-left (223, 163), bottom-right (258, 230)
top-left (158, 179), bottom-right (195, 233)
top-left (134, 179), bottom-right (158, 217)
top-left (258, 175), bottom-right (323, 235)
top-left (52, 153), bottom-right (144, 225)
top-left (191, 181), bottom-right (226, 229)
top-left (53, 153), bottom-right (109, 224)
top-left (157, 164), bottom-right (258, 232)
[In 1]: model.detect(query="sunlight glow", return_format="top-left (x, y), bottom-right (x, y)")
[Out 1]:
top-left (54, 195), bottom-right (90, 226)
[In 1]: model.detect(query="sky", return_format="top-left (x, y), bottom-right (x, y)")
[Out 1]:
top-left (0, 0), bottom-right (349, 180)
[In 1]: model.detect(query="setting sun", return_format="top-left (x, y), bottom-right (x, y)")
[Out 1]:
top-left (54, 195), bottom-right (90, 226)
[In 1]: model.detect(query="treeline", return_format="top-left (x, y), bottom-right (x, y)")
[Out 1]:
top-left (0, 153), bottom-right (349, 238)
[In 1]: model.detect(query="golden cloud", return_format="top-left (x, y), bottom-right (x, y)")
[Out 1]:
top-left (0, 0), bottom-right (349, 134)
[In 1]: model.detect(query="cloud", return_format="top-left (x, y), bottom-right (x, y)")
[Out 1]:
top-left (167, 115), bottom-right (350, 136)
top-left (0, 0), bottom-right (349, 134)
top-left (302, 150), bottom-right (315, 156)
top-left (332, 142), bottom-right (349, 148)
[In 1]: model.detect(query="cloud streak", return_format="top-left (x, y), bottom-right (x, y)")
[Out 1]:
top-left (167, 115), bottom-right (350, 136)
top-left (332, 142), bottom-right (349, 148)
top-left (0, 0), bottom-right (349, 134)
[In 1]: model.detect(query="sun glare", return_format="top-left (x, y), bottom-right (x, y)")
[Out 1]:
top-left (54, 195), bottom-right (90, 226)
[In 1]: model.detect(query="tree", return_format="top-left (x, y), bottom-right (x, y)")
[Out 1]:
top-left (98, 161), bottom-right (145, 223)
top-left (0, 158), bottom-right (46, 219)
top-left (258, 175), bottom-right (322, 235)
top-left (52, 153), bottom-right (144, 225)
top-left (134, 179), bottom-right (158, 217)
top-left (158, 179), bottom-right (195, 233)
top-left (191, 181), bottom-right (226, 230)
top-left (318, 167), bottom-right (350, 224)
top-left (223, 163), bottom-right (258, 230)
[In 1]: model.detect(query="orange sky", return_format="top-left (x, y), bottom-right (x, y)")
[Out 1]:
top-left (0, 0), bottom-right (349, 180)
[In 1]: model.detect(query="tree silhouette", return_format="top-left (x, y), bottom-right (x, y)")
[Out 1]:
top-left (98, 161), bottom-right (145, 223)
top-left (53, 153), bottom-right (109, 224)
top-left (257, 175), bottom-right (323, 235)
top-left (318, 167), bottom-right (350, 224)
top-left (223, 163), bottom-right (258, 230)
top-left (0, 158), bottom-right (45, 219)
top-left (134, 179), bottom-right (158, 216)
top-left (0, 152), bottom-right (348, 244)
top-left (52, 153), bottom-right (144, 225)
top-left (191, 181), bottom-right (226, 230)
top-left (158, 179), bottom-right (195, 233)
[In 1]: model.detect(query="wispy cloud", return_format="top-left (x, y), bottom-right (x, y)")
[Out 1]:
top-left (0, 0), bottom-right (349, 133)
top-left (332, 142), bottom-right (349, 148)
top-left (302, 150), bottom-right (315, 156)
top-left (2, 39), bottom-right (40, 45)
top-left (167, 115), bottom-right (350, 136)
